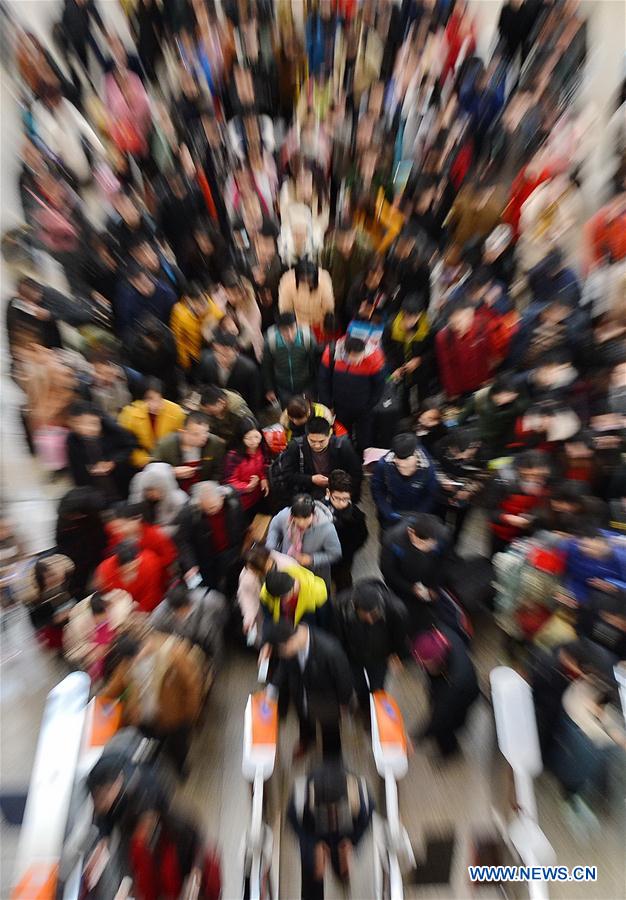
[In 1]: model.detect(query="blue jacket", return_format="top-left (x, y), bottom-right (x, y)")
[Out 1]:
top-left (371, 449), bottom-right (439, 526)
top-left (114, 278), bottom-right (177, 338)
top-left (563, 532), bottom-right (626, 605)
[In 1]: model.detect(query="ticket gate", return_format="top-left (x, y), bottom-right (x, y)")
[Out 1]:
top-left (490, 666), bottom-right (556, 900)
top-left (370, 691), bottom-right (416, 900)
top-left (11, 674), bottom-right (122, 900)
top-left (242, 691), bottom-right (279, 900)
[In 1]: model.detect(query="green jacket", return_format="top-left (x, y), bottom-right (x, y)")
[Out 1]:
top-left (321, 240), bottom-right (372, 311)
top-left (262, 326), bottom-right (318, 396)
top-left (204, 390), bottom-right (252, 447)
top-left (260, 561), bottom-right (328, 625)
top-left (152, 432), bottom-right (225, 483)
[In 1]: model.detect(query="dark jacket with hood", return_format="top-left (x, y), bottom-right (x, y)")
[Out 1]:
top-left (380, 519), bottom-right (453, 633)
top-left (371, 446), bottom-right (439, 526)
top-left (332, 579), bottom-right (409, 667)
top-left (458, 385), bottom-right (529, 449)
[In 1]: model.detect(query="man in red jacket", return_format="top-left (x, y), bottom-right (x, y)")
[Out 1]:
top-left (95, 540), bottom-right (164, 612)
top-left (436, 299), bottom-right (493, 400)
top-left (105, 501), bottom-right (177, 592)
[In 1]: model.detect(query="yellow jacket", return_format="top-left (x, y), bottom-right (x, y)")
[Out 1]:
top-left (119, 399), bottom-right (186, 468)
top-left (170, 298), bottom-right (223, 371)
top-left (259, 561), bottom-right (327, 625)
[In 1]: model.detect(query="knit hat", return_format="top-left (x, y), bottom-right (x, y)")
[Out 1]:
top-left (392, 433), bottom-right (418, 459)
top-left (265, 568), bottom-right (295, 597)
top-left (412, 629), bottom-right (450, 668)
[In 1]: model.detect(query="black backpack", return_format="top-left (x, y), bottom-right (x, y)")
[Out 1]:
top-left (268, 443), bottom-right (305, 508)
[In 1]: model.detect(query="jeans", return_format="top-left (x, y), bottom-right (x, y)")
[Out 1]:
top-left (351, 661), bottom-right (388, 716)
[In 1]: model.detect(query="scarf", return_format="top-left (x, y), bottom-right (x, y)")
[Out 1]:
top-left (286, 516), bottom-right (305, 559)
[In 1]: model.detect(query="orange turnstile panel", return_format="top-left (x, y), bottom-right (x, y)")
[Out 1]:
top-left (12, 863), bottom-right (58, 900)
top-left (86, 697), bottom-right (122, 749)
top-left (372, 691), bottom-right (407, 750)
top-left (251, 692), bottom-right (278, 746)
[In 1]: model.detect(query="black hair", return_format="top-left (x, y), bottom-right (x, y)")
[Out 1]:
top-left (291, 494), bottom-right (315, 518)
top-left (264, 617), bottom-right (297, 646)
top-left (68, 400), bottom-right (101, 419)
top-left (166, 582), bottom-right (191, 610)
top-left (244, 543), bottom-right (271, 573)
top-left (406, 513), bottom-right (447, 541)
top-left (86, 753), bottom-right (126, 794)
top-left (89, 592), bottom-right (107, 616)
top-left (490, 375), bottom-right (519, 396)
top-left (328, 469), bottom-right (352, 494)
top-left (277, 312), bottom-right (297, 328)
top-left (306, 416), bottom-right (331, 436)
top-left (184, 410), bottom-right (210, 429)
top-left (515, 450), bottom-right (549, 471)
top-left (142, 377), bottom-right (163, 397)
top-left (200, 386), bottom-right (226, 407)
top-left (57, 487), bottom-right (105, 518)
top-left (344, 336), bottom-right (365, 354)
top-left (212, 331), bottom-right (239, 349)
top-left (102, 634), bottom-right (141, 683)
top-left (286, 396), bottom-right (310, 419)
top-left (115, 540), bottom-right (139, 566)
top-left (294, 259), bottom-right (319, 291)
top-left (534, 348), bottom-right (572, 368)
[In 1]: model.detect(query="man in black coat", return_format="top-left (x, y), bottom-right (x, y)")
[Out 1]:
top-left (278, 417), bottom-right (363, 503)
top-left (323, 469), bottom-right (368, 591)
top-left (66, 401), bottom-right (137, 504)
top-left (380, 514), bottom-right (454, 635)
top-left (199, 332), bottom-right (261, 413)
top-left (266, 620), bottom-right (354, 760)
top-left (5, 276), bottom-right (62, 352)
top-left (332, 580), bottom-right (409, 719)
top-left (174, 481), bottom-right (246, 595)
top-left (412, 625), bottom-right (479, 757)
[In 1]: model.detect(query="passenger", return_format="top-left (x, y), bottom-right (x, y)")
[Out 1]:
top-left (174, 481), bottom-right (247, 594)
top-left (380, 514), bottom-right (454, 635)
top-left (266, 494), bottom-right (342, 588)
top-left (152, 411), bottom-right (225, 492)
top-left (128, 462), bottom-right (187, 536)
top-left (259, 565), bottom-right (328, 632)
top-left (150, 581), bottom-right (227, 665)
top-left (332, 579), bottom-right (409, 721)
top-left (323, 469), bottom-right (368, 591)
top-left (104, 501), bottom-right (177, 591)
top-left (277, 416), bottom-right (363, 502)
top-left (279, 397), bottom-right (334, 444)
top-left (100, 632), bottom-right (203, 775)
top-left (223, 419), bottom-right (270, 519)
top-left (237, 543), bottom-right (302, 637)
top-left (265, 619), bottom-right (353, 760)
top-left (199, 331), bottom-right (262, 414)
top-left (118, 378), bottom-right (185, 469)
top-left (412, 625), bottom-right (480, 757)
top-left (288, 762), bottom-right (374, 900)
top-left (66, 401), bottom-right (137, 503)
top-left (95, 539), bottom-right (164, 614)
top-left (262, 312), bottom-right (319, 407)
top-left (371, 432), bottom-right (439, 529)
top-left (318, 335), bottom-right (386, 452)
top-left (199, 385), bottom-right (254, 448)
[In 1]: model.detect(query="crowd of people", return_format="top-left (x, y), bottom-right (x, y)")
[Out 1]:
top-left (2, 0), bottom-right (626, 896)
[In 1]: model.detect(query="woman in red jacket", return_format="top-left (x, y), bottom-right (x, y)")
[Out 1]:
top-left (223, 420), bottom-right (270, 520)
top-left (436, 299), bottom-right (493, 400)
